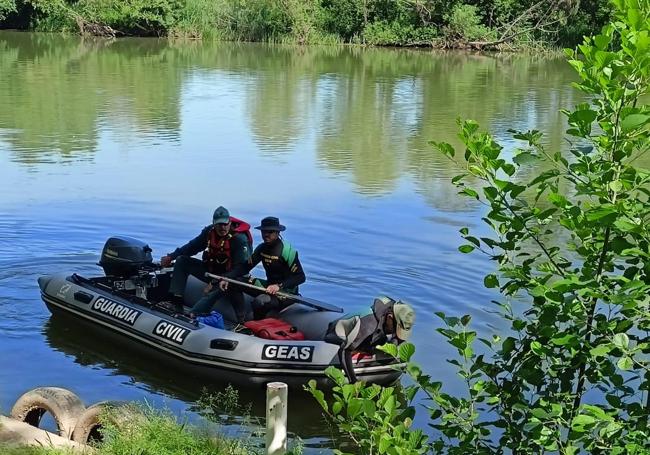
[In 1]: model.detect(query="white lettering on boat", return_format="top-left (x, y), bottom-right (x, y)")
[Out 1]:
top-left (91, 297), bottom-right (141, 325)
top-left (153, 320), bottom-right (189, 345)
top-left (56, 283), bottom-right (71, 298)
top-left (262, 344), bottom-right (314, 362)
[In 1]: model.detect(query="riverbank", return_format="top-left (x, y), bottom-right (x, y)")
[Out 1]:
top-left (0, 407), bottom-right (257, 455)
top-left (0, 416), bottom-right (86, 453)
top-left (0, 0), bottom-right (610, 50)
top-left (2, 398), bottom-right (300, 455)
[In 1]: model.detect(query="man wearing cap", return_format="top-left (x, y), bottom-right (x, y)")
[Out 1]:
top-left (324, 296), bottom-right (415, 382)
top-left (222, 216), bottom-right (306, 320)
top-left (160, 206), bottom-right (252, 322)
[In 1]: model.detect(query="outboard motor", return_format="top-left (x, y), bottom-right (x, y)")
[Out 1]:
top-left (99, 236), bottom-right (153, 277)
top-left (99, 236), bottom-right (157, 299)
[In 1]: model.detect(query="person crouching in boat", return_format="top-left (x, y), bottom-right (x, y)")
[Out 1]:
top-left (219, 216), bottom-right (306, 320)
top-left (325, 296), bottom-right (415, 383)
top-left (160, 206), bottom-right (252, 323)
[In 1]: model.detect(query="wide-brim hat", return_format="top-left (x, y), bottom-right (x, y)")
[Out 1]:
top-left (255, 216), bottom-right (286, 232)
top-left (393, 302), bottom-right (415, 341)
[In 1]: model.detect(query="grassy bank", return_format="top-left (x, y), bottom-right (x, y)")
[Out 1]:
top-left (0, 0), bottom-right (611, 50)
top-left (1, 402), bottom-right (301, 455)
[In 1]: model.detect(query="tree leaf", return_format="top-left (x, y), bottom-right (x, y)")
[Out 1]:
top-left (513, 152), bottom-right (538, 165)
top-left (585, 206), bottom-right (617, 221)
top-left (612, 333), bottom-right (629, 349)
top-left (398, 343), bottom-right (416, 362)
top-left (609, 180), bottom-right (623, 192)
top-left (484, 274), bottom-right (499, 288)
top-left (551, 334), bottom-right (577, 346)
top-left (614, 218), bottom-right (639, 232)
top-left (572, 414), bottom-right (596, 428)
top-left (458, 245), bottom-right (475, 253)
top-left (379, 343), bottom-right (398, 358)
top-left (569, 109), bottom-right (598, 124)
top-left (621, 113), bottom-right (649, 132)
top-left (590, 344), bottom-right (612, 357)
top-left (434, 142), bottom-right (456, 158)
top-left (461, 188), bottom-right (479, 199)
top-left (617, 356), bottom-right (633, 370)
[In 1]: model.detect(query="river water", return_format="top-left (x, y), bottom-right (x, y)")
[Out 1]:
top-left (0, 31), bottom-right (582, 451)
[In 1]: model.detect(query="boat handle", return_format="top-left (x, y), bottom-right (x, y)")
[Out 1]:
top-left (74, 291), bottom-right (93, 304)
top-left (210, 339), bottom-right (238, 351)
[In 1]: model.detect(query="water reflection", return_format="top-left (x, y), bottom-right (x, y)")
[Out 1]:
top-left (0, 32), bottom-right (582, 211)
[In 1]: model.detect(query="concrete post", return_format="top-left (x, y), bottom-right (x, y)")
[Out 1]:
top-left (265, 382), bottom-right (288, 455)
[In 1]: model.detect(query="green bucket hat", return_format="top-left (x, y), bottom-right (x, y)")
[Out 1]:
top-left (393, 302), bottom-right (415, 341)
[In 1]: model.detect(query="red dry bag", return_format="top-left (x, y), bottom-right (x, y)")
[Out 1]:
top-left (244, 318), bottom-right (305, 341)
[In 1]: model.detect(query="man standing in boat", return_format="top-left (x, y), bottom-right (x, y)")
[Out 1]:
top-left (160, 206), bottom-right (252, 323)
top-left (220, 216), bottom-right (306, 320)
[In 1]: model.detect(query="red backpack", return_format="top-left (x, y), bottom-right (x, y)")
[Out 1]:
top-left (229, 216), bottom-right (253, 250)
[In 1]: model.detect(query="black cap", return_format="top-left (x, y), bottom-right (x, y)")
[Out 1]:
top-left (212, 206), bottom-right (230, 224)
top-left (255, 216), bottom-right (286, 232)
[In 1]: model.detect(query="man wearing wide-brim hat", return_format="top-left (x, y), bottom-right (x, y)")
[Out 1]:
top-left (220, 216), bottom-right (306, 320)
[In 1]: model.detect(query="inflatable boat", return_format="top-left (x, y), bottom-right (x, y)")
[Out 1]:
top-left (38, 237), bottom-right (404, 387)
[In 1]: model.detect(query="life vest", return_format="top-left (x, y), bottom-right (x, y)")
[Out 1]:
top-left (203, 217), bottom-right (252, 273)
top-left (325, 296), bottom-right (396, 353)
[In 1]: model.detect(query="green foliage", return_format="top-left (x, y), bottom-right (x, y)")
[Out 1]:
top-left (362, 20), bottom-right (410, 45)
top-left (321, 0), bottom-right (365, 40)
top-left (213, 0), bottom-right (292, 42)
top-left (191, 385), bottom-right (255, 425)
top-left (75, 0), bottom-right (182, 36)
top-left (27, 0), bottom-right (77, 32)
top-left (363, 20), bottom-right (437, 45)
top-left (556, 0), bottom-right (612, 47)
top-left (191, 386), bottom-right (305, 455)
top-left (310, 0), bottom-right (650, 453)
top-left (442, 3), bottom-right (495, 42)
top-left (306, 365), bottom-right (429, 455)
top-left (170, 0), bottom-right (223, 39)
top-left (0, 0), bottom-right (16, 21)
top-left (283, 0), bottom-right (329, 44)
top-left (0, 0), bottom-right (613, 47)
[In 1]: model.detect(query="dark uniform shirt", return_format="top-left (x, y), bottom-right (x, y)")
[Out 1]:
top-left (168, 225), bottom-right (250, 274)
top-left (228, 238), bottom-right (306, 292)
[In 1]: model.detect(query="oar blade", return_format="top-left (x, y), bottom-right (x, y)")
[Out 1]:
top-left (283, 294), bottom-right (344, 313)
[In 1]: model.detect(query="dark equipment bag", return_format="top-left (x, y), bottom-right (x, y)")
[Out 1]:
top-left (244, 318), bottom-right (305, 340)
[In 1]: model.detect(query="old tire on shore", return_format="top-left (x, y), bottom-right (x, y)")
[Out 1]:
top-left (71, 400), bottom-right (133, 444)
top-left (10, 387), bottom-right (86, 439)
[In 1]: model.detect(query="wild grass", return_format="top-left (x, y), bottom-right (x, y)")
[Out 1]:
top-left (0, 448), bottom-right (76, 455)
top-left (98, 402), bottom-right (255, 455)
top-left (1, 389), bottom-right (303, 455)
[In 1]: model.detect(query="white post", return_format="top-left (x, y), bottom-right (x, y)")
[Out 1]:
top-left (266, 382), bottom-right (288, 455)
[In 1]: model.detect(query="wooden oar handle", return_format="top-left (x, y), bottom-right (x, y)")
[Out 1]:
top-left (205, 273), bottom-right (344, 313)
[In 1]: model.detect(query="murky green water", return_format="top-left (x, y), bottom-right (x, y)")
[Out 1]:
top-left (0, 31), bottom-right (583, 451)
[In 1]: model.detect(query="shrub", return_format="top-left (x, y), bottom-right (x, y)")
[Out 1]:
top-left (443, 3), bottom-right (495, 43)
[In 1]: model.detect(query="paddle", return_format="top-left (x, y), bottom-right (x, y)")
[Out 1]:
top-left (205, 273), bottom-right (344, 313)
